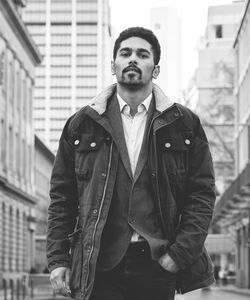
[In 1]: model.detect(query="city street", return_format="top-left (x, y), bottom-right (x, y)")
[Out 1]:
top-left (176, 287), bottom-right (250, 300)
top-left (22, 286), bottom-right (250, 300)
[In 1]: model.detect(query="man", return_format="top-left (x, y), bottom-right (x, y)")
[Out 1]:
top-left (47, 27), bottom-right (216, 300)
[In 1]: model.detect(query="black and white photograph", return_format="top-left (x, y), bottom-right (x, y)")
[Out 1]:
top-left (0, 0), bottom-right (250, 299)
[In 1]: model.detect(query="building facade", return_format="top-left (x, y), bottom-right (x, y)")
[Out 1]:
top-left (23, 0), bottom-right (112, 152)
top-left (213, 0), bottom-right (250, 289)
top-left (150, 7), bottom-right (181, 101)
top-left (183, 2), bottom-right (244, 195)
top-left (34, 135), bottom-right (54, 273)
top-left (0, 0), bottom-right (41, 292)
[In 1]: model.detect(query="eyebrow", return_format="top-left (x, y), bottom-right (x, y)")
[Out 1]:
top-left (119, 47), bottom-right (151, 54)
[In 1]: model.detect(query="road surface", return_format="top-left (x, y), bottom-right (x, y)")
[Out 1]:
top-left (176, 287), bottom-right (250, 300)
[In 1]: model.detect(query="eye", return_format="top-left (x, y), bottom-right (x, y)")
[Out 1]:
top-left (138, 52), bottom-right (149, 59)
top-left (120, 51), bottom-right (130, 57)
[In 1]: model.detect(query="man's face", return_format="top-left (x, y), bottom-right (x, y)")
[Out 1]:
top-left (111, 37), bottom-right (160, 88)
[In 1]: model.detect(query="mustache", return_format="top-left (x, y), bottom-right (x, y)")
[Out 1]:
top-left (123, 65), bottom-right (142, 74)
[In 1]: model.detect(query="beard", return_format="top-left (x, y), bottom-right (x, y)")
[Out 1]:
top-left (120, 69), bottom-right (143, 86)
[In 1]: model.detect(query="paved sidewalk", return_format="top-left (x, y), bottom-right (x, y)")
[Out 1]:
top-left (213, 284), bottom-right (250, 296)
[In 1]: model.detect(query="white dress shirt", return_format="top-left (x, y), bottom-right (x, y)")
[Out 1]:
top-left (117, 93), bottom-right (152, 242)
top-left (117, 93), bottom-right (152, 176)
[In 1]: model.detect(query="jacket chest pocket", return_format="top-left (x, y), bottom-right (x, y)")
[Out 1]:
top-left (73, 133), bottom-right (104, 177)
top-left (158, 131), bottom-right (193, 182)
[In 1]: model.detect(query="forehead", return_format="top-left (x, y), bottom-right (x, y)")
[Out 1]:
top-left (119, 37), bottom-right (152, 52)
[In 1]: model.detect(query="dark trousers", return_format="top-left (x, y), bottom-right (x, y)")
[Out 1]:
top-left (90, 241), bottom-right (177, 300)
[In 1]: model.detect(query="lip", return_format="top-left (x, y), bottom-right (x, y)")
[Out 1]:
top-left (123, 67), bottom-right (141, 73)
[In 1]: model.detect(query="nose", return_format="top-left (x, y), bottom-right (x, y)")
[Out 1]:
top-left (129, 52), bottom-right (137, 64)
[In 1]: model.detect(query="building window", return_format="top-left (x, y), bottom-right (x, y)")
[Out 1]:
top-left (0, 50), bottom-right (5, 86)
top-left (9, 126), bottom-right (13, 170)
top-left (215, 25), bottom-right (223, 38)
top-left (9, 206), bottom-right (13, 271)
top-left (2, 203), bottom-right (6, 271)
top-left (22, 139), bottom-right (26, 179)
top-left (23, 78), bottom-right (27, 120)
top-left (248, 117), bottom-right (250, 160)
top-left (22, 212), bottom-right (27, 271)
top-left (16, 132), bottom-right (20, 178)
top-left (9, 61), bottom-right (13, 106)
top-left (16, 209), bottom-right (20, 271)
top-left (16, 70), bottom-right (21, 112)
top-left (0, 119), bottom-right (5, 164)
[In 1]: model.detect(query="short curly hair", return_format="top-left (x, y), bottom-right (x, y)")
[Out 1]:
top-left (113, 27), bottom-right (161, 65)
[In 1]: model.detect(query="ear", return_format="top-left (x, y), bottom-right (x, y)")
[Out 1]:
top-left (111, 60), bottom-right (116, 75)
top-left (152, 65), bottom-right (160, 79)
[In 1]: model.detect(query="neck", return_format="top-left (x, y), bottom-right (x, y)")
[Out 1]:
top-left (117, 83), bottom-right (153, 111)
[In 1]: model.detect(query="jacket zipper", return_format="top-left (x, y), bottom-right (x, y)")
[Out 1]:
top-left (153, 131), bottom-right (168, 236)
top-left (83, 140), bottom-right (114, 292)
top-left (146, 110), bottom-right (179, 237)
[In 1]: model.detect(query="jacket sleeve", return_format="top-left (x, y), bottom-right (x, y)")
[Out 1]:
top-left (167, 116), bottom-right (216, 269)
top-left (46, 118), bottom-right (78, 272)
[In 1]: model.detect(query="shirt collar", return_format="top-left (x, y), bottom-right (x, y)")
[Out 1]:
top-left (117, 93), bottom-right (152, 113)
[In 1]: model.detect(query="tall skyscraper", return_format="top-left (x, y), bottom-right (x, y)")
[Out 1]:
top-left (23, 0), bottom-right (112, 152)
top-left (151, 7), bottom-right (181, 101)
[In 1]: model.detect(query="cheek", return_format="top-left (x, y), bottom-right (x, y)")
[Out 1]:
top-left (114, 64), bottom-right (123, 75)
top-left (143, 66), bottom-right (154, 76)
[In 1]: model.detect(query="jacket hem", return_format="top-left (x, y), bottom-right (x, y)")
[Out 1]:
top-left (179, 273), bottom-right (215, 294)
top-left (72, 291), bottom-right (85, 300)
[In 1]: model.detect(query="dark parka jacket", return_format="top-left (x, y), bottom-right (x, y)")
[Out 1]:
top-left (47, 84), bottom-right (216, 300)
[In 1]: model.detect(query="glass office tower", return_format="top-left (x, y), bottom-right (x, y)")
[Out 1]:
top-left (23, 0), bottom-right (112, 152)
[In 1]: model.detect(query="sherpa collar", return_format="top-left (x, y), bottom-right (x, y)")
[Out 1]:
top-left (88, 83), bottom-right (174, 115)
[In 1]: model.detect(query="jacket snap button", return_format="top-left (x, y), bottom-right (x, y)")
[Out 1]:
top-left (174, 112), bottom-right (179, 117)
top-left (101, 173), bottom-right (106, 177)
top-left (165, 142), bottom-right (171, 148)
top-left (90, 142), bottom-right (96, 147)
top-left (93, 209), bottom-right (98, 214)
top-left (185, 139), bottom-right (191, 145)
top-left (74, 139), bottom-right (80, 146)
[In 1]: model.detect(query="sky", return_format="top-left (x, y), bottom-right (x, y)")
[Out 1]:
top-left (109, 0), bottom-right (237, 88)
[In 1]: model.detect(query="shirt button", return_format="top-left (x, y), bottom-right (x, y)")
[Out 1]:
top-left (185, 139), bottom-right (191, 145)
top-left (90, 142), bottom-right (96, 148)
top-left (165, 142), bottom-right (171, 148)
top-left (74, 139), bottom-right (80, 146)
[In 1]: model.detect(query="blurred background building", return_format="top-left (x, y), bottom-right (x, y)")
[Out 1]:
top-left (34, 135), bottom-right (54, 273)
top-left (212, 0), bottom-right (250, 289)
top-left (151, 7), bottom-right (181, 101)
top-left (182, 0), bottom-right (250, 289)
top-left (182, 1), bottom-right (244, 195)
top-left (0, 0), bottom-right (41, 291)
top-left (22, 0), bottom-right (112, 153)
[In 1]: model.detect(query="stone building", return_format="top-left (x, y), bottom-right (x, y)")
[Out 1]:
top-left (0, 0), bottom-right (41, 291)
top-left (213, 0), bottom-right (250, 289)
top-left (34, 135), bottom-right (54, 273)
